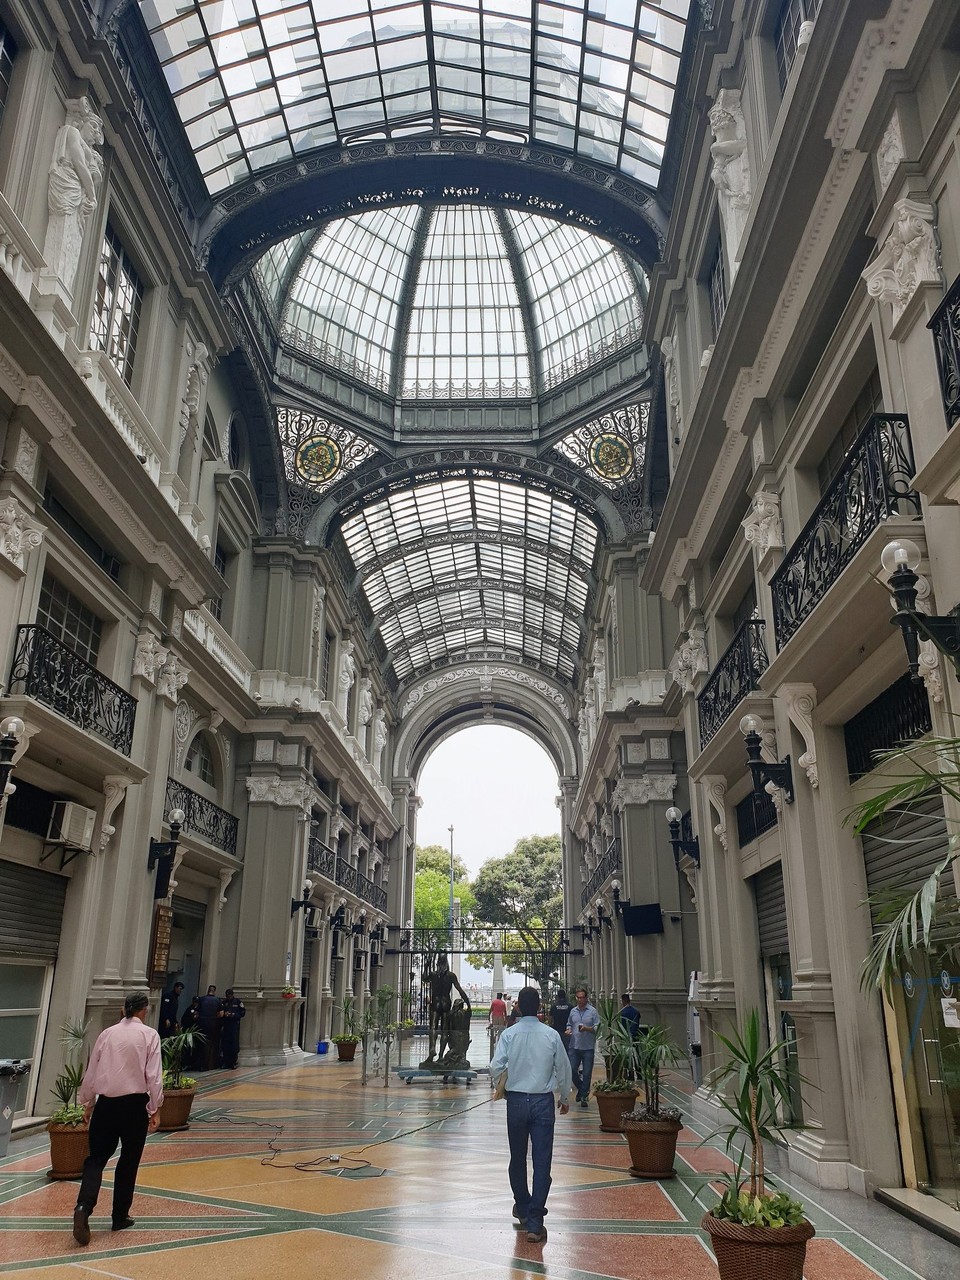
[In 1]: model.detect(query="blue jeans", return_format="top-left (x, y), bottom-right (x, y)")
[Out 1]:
top-left (568, 1046), bottom-right (595, 1102)
top-left (505, 1091), bottom-right (556, 1233)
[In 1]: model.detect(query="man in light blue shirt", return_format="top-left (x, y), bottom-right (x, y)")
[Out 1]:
top-left (565, 986), bottom-right (600, 1107)
top-left (489, 985), bottom-right (572, 1244)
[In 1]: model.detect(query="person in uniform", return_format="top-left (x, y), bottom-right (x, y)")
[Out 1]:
top-left (158, 981), bottom-right (184, 1037)
top-left (218, 988), bottom-right (246, 1069)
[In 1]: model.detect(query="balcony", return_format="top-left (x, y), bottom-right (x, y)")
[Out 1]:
top-left (770, 414), bottom-right (920, 649)
top-left (165, 777), bottom-right (240, 858)
top-left (697, 620), bottom-right (768, 749)
top-left (581, 838), bottom-right (621, 910)
top-left (307, 835), bottom-right (336, 879)
top-left (9, 625), bottom-right (136, 755)
top-left (334, 856), bottom-right (387, 912)
top-left (930, 272), bottom-right (960, 429)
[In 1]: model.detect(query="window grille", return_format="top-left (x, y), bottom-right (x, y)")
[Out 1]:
top-left (37, 574), bottom-right (102, 666)
top-left (0, 18), bottom-right (17, 126)
top-left (320, 632), bottom-right (333, 700)
top-left (708, 241), bottom-right (727, 339)
top-left (89, 226), bottom-right (144, 387)
top-left (775, 0), bottom-right (822, 93)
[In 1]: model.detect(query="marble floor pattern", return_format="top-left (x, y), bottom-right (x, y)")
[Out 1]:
top-left (0, 1049), bottom-right (957, 1279)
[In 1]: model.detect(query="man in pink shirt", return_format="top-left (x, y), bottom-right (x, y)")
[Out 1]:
top-left (72, 991), bottom-right (164, 1246)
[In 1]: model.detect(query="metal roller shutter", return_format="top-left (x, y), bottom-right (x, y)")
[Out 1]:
top-left (860, 792), bottom-right (950, 919)
top-left (753, 863), bottom-right (789, 957)
top-left (172, 895), bottom-right (207, 920)
top-left (0, 861), bottom-right (67, 959)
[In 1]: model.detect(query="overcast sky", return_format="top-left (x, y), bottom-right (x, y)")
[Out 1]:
top-left (416, 724), bottom-right (561, 878)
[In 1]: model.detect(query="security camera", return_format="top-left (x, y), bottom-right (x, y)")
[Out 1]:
top-left (253, 692), bottom-right (262, 702)
top-left (292, 697), bottom-right (302, 709)
top-left (136, 453), bottom-right (148, 465)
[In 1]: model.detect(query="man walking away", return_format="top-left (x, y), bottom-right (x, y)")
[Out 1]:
top-left (196, 985), bottom-right (222, 1070)
top-left (73, 991), bottom-right (163, 1245)
top-left (158, 981), bottom-right (183, 1037)
top-left (565, 987), bottom-right (599, 1107)
top-left (490, 985), bottom-right (572, 1245)
top-left (620, 992), bottom-right (642, 1039)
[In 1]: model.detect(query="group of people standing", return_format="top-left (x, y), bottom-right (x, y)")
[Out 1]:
top-left (158, 981), bottom-right (245, 1070)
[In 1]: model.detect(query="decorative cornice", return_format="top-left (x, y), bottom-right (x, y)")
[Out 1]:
top-left (246, 775), bottom-right (313, 807)
top-left (611, 772), bottom-right (676, 811)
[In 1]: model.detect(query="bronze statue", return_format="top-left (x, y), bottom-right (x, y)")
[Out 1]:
top-left (420, 952), bottom-right (472, 1069)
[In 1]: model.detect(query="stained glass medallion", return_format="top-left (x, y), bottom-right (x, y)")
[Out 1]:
top-left (295, 435), bottom-right (343, 485)
top-left (589, 432), bottom-right (633, 481)
top-left (277, 407), bottom-right (376, 495)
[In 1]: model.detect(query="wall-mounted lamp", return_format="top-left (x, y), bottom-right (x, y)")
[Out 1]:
top-left (148, 807), bottom-right (186, 899)
top-left (291, 881), bottom-right (312, 917)
top-left (0, 715), bottom-right (24, 798)
top-left (665, 807), bottom-right (700, 868)
top-left (583, 912), bottom-right (596, 941)
top-left (882, 538), bottom-right (960, 680)
top-left (740, 715), bottom-right (794, 803)
top-left (610, 879), bottom-right (630, 917)
top-left (595, 900), bottom-right (610, 931)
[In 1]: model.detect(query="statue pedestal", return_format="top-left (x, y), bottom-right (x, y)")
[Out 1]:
top-left (396, 1066), bottom-right (482, 1086)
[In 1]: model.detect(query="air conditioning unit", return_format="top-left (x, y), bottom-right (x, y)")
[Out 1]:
top-left (48, 802), bottom-right (97, 850)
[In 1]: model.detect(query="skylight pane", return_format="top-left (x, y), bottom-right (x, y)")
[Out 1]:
top-left (142, 0), bottom-right (692, 197)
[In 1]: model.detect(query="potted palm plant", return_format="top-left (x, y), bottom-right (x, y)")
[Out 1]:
top-left (592, 996), bottom-right (640, 1132)
top-left (621, 1023), bottom-right (686, 1177)
top-left (47, 1020), bottom-right (89, 1180)
top-left (699, 1009), bottom-right (814, 1280)
top-left (157, 1027), bottom-right (205, 1131)
top-left (331, 996), bottom-right (362, 1062)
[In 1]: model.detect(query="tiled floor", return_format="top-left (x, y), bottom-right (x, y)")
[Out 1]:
top-left (1, 1044), bottom-right (957, 1278)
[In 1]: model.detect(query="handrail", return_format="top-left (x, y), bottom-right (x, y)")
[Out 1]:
top-left (697, 620), bottom-right (768, 749)
top-left (165, 777), bottom-right (240, 858)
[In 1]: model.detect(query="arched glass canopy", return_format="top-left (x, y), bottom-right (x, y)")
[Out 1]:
top-left (141, 0), bottom-right (692, 197)
top-left (259, 203), bottom-right (646, 398)
top-left (337, 475), bottom-right (599, 684)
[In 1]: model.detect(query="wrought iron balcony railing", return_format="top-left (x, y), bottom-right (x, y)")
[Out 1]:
top-left (930, 272), bottom-right (960, 429)
top-left (697, 620), bottom-right (768, 749)
top-left (307, 836), bottom-right (336, 879)
top-left (9, 624), bottom-right (136, 755)
top-left (165, 777), bottom-right (239, 858)
top-left (333, 856), bottom-right (388, 912)
top-left (770, 414), bottom-right (920, 648)
top-left (580, 838), bottom-right (621, 910)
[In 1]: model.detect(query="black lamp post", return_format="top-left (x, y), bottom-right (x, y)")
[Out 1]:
top-left (148, 807), bottom-right (186, 898)
top-left (740, 715), bottom-right (794, 803)
top-left (665, 806), bottom-right (700, 868)
top-left (882, 538), bottom-right (960, 681)
top-left (291, 880), bottom-right (312, 917)
top-left (611, 879), bottom-right (629, 917)
top-left (0, 716), bottom-right (24, 801)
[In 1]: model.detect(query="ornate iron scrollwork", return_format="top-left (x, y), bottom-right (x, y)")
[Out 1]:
top-left (165, 777), bottom-right (239, 858)
top-left (697, 621), bottom-right (769, 749)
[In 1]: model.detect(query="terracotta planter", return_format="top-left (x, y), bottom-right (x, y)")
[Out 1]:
top-left (281, 993), bottom-right (297, 1000)
top-left (157, 1086), bottom-right (197, 1132)
top-left (593, 1089), bottom-right (639, 1133)
top-left (334, 1040), bottom-right (358, 1062)
top-left (701, 1211), bottom-right (815, 1280)
top-left (621, 1114), bottom-right (682, 1178)
top-left (47, 1122), bottom-right (89, 1180)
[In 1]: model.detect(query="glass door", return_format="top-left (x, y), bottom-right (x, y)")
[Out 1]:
top-left (769, 954), bottom-right (803, 1125)
top-left (897, 946), bottom-right (960, 1211)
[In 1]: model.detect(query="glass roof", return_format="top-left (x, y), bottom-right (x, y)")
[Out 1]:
top-left (262, 203), bottom-right (645, 397)
top-left (338, 476), bottom-right (599, 684)
top-left (140, 0), bottom-right (692, 197)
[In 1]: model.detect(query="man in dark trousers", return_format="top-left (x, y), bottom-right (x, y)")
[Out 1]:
top-left (73, 991), bottom-right (163, 1244)
top-left (219, 988), bottom-right (246, 1068)
top-left (489, 985), bottom-right (572, 1245)
top-left (196, 984), bottom-right (222, 1070)
top-left (548, 989), bottom-right (571, 1035)
top-left (158, 981), bottom-right (184, 1037)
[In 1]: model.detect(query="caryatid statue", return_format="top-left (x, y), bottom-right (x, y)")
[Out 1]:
top-left (335, 639), bottom-right (356, 720)
top-left (43, 97), bottom-right (104, 297)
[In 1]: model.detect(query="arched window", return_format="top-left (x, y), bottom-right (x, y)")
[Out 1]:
top-left (185, 734), bottom-right (215, 788)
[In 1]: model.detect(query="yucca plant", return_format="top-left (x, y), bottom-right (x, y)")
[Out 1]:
top-left (704, 1009), bottom-right (805, 1213)
top-left (594, 995), bottom-right (639, 1091)
top-left (845, 734), bottom-right (960, 991)
top-left (634, 1024), bottom-right (686, 1119)
top-left (161, 1027), bottom-right (205, 1090)
top-left (49, 1020), bottom-right (88, 1126)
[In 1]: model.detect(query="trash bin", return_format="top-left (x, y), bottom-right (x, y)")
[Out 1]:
top-left (317, 1041), bottom-right (328, 1054)
top-left (0, 1060), bottom-right (30, 1157)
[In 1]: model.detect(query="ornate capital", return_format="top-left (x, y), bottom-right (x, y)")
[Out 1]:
top-left (132, 629), bottom-right (168, 683)
top-left (157, 654), bottom-right (189, 704)
top-left (863, 197), bottom-right (940, 325)
top-left (670, 623), bottom-right (708, 695)
top-left (612, 772), bottom-right (677, 811)
top-left (742, 490), bottom-right (784, 558)
top-left (245, 774), bottom-right (312, 807)
top-left (0, 497), bottom-right (44, 570)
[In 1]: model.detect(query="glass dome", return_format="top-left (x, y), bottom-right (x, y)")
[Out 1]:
top-left (258, 203), bottom-right (646, 399)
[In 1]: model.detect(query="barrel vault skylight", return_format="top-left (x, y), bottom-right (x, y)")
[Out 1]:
top-left (337, 476), bottom-right (599, 684)
top-left (140, 0), bottom-right (692, 196)
top-left (259, 203), bottom-right (646, 398)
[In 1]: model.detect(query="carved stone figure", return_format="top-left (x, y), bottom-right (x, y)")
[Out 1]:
top-left (179, 344), bottom-right (209, 442)
top-left (709, 89), bottom-right (751, 271)
top-left (662, 333), bottom-right (681, 440)
top-left (372, 707), bottom-right (388, 774)
top-left (43, 98), bottom-right (104, 296)
top-left (336, 639), bottom-right (356, 719)
top-left (357, 676), bottom-right (373, 727)
top-left (863, 198), bottom-right (940, 324)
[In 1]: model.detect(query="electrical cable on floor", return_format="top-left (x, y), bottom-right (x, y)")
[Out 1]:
top-left (190, 1089), bottom-right (498, 1175)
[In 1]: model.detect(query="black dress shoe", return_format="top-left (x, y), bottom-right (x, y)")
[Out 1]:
top-left (112, 1217), bottom-right (135, 1231)
top-left (72, 1207), bottom-right (91, 1246)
